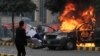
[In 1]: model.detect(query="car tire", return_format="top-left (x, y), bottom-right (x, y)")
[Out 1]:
top-left (65, 40), bottom-right (76, 50)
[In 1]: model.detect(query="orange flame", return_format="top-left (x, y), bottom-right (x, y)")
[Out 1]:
top-left (59, 3), bottom-right (95, 32)
top-left (81, 6), bottom-right (95, 23)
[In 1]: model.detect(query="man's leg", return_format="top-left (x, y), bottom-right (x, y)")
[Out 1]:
top-left (21, 45), bottom-right (26, 56)
top-left (15, 43), bottom-right (21, 56)
top-left (18, 50), bottom-right (21, 56)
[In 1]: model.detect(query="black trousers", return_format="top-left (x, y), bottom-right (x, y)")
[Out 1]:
top-left (15, 42), bottom-right (26, 56)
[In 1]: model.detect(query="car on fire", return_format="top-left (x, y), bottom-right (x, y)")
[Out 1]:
top-left (42, 24), bottom-right (77, 50)
top-left (43, 31), bottom-right (77, 50)
top-left (42, 23), bottom-right (100, 50)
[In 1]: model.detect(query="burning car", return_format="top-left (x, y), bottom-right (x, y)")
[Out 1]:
top-left (42, 23), bottom-right (96, 50)
top-left (42, 1), bottom-right (99, 50)
top-left (43, 30), bottom-right (77, 50)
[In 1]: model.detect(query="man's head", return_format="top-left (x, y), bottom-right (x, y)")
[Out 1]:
top-left (19, 20), bottom-right (24, 27)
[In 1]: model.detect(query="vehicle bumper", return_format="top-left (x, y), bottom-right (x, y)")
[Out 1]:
top-left (43, 39), bottom-right (62, 47)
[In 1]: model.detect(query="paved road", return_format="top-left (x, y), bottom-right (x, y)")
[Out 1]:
top-left (0, 46), bottom-right (100, 56)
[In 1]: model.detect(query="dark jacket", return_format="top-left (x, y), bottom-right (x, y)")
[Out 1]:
top-left (15, 27), bottom-right (27, 45)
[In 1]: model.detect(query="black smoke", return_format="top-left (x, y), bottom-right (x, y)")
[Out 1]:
top-left (45, 0), bottom-right (67, 13)
top-left (45, 0), bottom-right (94, 14)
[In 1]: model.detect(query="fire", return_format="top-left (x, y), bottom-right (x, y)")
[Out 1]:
top-left (59, 3), bottom-right (78, 32)
top-left (60, 19), bottom-right (78, 32)
top-left (81, 6), bottom-right (95, 23)
top-left (77, 43), bottom-right (95, 47)
top-left (59, 3), bottom-right (95, 32)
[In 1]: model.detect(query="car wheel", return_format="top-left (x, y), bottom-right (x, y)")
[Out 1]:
top-left (65, 40), bottom-right (76, 50)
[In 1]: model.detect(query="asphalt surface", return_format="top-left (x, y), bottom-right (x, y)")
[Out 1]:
top-left (0, 46), bottom-right (100, 56)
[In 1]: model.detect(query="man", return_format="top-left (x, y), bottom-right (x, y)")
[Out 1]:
top-left (15, 21), bottom-right (27, 56)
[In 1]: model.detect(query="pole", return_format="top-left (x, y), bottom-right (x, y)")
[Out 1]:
top-left (40, 0), bottom-right (46, 25)
top-left (12, 11), bottom-right (15, 38)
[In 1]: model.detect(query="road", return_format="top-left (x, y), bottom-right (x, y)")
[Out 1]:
top-left (0, 46), bottom-right (100, 56)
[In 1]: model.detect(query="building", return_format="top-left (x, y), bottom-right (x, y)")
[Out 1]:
top-left (31, 0), bottom-right (59, 26)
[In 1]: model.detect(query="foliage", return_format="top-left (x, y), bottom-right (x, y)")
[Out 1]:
top-left (44, 0), bottom-right (67, 14)
top-left (44, 0), bottom-right (95, 14)
top-left (0, 0), bottom-right (37, 13)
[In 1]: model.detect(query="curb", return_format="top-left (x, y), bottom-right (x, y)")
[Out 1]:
top-left (0, 41), bottom-right (34, 48)
top-left (0, 53), bottom-right (16, 56)
top-left (0, 42), bottom-right (14, 46)
top-left (77, 47), bottom-right (100, 51)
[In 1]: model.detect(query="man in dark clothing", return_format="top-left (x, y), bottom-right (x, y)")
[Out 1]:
top-left (15, 21), bottom-right (27, 56)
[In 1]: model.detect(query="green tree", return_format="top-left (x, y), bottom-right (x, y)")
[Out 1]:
top-left (45, 0), bottom-right (95, 14)
top-left (45, 0), bottom-right (67, 14)
top-left (0, 0), bottom-right (37, 13)
top-left (0, 0), bottom-right (37, 38)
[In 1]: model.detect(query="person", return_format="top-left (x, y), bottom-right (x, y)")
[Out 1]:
top-left (15, 21), bottom-right (27, 56)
